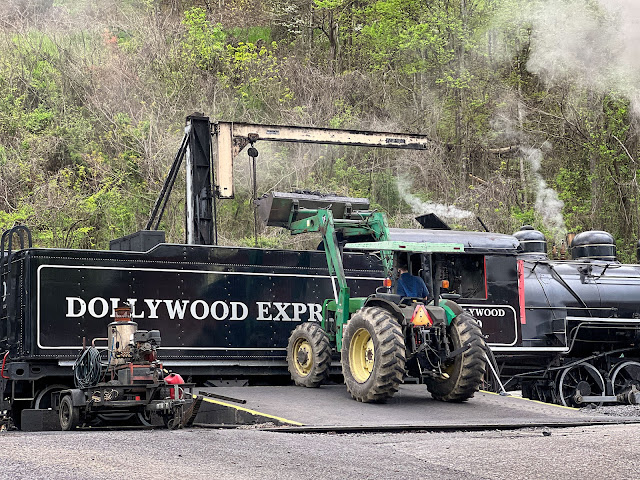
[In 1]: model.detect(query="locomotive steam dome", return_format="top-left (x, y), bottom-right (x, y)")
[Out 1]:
top-left (571, 230), bottom-right (616, 261)
top-left (514, 225), bottom-right (547, 254)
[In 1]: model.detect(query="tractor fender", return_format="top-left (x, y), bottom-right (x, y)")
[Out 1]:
top-left (439, 299), bottom-right (464, 317)
top-left (362, 297), bottom-right (406, 325)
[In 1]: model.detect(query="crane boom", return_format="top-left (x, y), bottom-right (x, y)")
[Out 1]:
top-left (213, 121), bottom-right (433, 199)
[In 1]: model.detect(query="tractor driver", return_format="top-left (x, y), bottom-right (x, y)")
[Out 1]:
top-left (396, 259), bottom-right (429, 300)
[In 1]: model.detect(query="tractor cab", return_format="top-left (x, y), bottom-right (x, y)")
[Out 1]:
top-left (343, 239), bottom-right (466, 321)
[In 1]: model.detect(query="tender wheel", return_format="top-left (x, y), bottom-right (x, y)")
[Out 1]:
top-left (557, 363), bottom-right (605, 407)
top-left (425, 312), bottom-right (486, 402)
top-left (34, 384), bottom-right (70, 410)
top-left (341, 306), bottom-right (406, 403)
top-left (59, 395), bottom-right (81, 431)
top-left (287, 322), bottom-right (331, 387)
top-left (610, 361), bottom-right (640, 395)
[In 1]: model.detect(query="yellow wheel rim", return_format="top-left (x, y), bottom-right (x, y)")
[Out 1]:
top-left (349, 328), bottom-right (375, 383)
top-left (293, 338), bottom-right (314, 376)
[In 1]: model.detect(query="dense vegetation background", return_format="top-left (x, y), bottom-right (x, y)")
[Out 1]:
top-left (1, 0), bottom-right (640, 259)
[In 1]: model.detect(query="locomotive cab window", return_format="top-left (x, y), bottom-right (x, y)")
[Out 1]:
top-left (432, 253), bottom-right (486, 300)
top-left (394, 252), bottom-right (486, 300)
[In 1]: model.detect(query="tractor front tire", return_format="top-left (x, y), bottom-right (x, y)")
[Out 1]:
top-left (341, 307), bottom-right (406, 403)
top-left (425, 312), bottom-right (486, 402)
top-left (287, 322), bottom-right (331, 387)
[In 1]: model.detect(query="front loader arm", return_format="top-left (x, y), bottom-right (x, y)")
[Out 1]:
top-left (288, 207), bottom-right (392, 346)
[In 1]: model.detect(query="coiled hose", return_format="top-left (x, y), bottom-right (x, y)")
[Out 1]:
top-left (73, 347), bottom-right (104, 388)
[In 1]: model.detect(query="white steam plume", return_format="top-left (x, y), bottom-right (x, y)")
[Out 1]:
top-left (397, 176), bottom-right (474, 221)
top-left (497, 0), bottom-right (640, 116)
top-left (491, 99), bottom-right (568, 240)
top-left (520, 145), bottom-right (566, 240)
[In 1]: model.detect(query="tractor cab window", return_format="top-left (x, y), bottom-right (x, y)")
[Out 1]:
top-left (394, 253), bottom-right (430, 299)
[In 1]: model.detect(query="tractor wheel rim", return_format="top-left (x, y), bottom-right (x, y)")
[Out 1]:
top-left (350, 328), bottom-right (374, 383)
top-left (293, 339), bottom-right (313, 376)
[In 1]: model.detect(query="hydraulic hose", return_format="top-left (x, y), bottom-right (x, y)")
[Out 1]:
top-left (73, 346), bottom-right (103, 388)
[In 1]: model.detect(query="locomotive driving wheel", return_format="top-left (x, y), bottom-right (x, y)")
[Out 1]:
top-left (610, 361), bottom-right (640, 396)
top-left (556, 363), bottom-right (605, 407)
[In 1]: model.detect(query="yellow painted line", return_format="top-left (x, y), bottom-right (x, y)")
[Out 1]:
top-left (194, 395), bottom-right (304, 426)
top-left (479, 390), bottom-right (579, 411)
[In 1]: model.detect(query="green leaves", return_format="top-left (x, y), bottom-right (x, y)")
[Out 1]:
top-left (181, 7), bottom-right (227, 70)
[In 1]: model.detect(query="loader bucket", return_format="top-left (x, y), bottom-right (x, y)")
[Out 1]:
top-left (256, 192), bottom-right (370, 227)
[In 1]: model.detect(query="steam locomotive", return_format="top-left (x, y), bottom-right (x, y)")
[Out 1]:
top-left (2, 218), bottom-right (640, 427)
top-left (404, 225), bottom-right (640, 407)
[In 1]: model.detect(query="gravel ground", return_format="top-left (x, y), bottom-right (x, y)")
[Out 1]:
top-left (581, 404), bottom-right (640, 417)
top-left (0, 422), bottom-right (639, 480)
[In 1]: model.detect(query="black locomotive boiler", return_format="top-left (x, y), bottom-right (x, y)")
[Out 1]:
top-left (501, 228), bottom-right (640, 406)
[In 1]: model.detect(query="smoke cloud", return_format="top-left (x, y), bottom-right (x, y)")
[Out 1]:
top-left (489, 0), bottom-right (640, 240)
top-left (397, 176), bottom-right (474, 221)
top-left (491, 98), bottom-right (567, 240)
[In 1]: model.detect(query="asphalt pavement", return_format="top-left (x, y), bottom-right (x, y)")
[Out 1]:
top-left (194, 384), bottom-right (640, 428)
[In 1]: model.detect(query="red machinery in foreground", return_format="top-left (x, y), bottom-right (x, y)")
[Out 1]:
top-left (54, 307), bottom-right (202, 430)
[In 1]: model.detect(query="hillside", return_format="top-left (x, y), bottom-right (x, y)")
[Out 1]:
top-left (1, 0), bottom-right (639, 259)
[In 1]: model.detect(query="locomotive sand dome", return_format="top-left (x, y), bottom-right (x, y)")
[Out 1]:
top-left (571, 230), bottom-right (617, 261)
top-left (513, 226), bottom-right (547, 255)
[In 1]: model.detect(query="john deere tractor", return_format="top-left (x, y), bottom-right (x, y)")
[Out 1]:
top-left (258, 192), bottom-right (487, 403)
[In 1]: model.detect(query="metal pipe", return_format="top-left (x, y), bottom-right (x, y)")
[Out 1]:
top-left (483, 351), bottom-right (508, 396)
top-left (198, 390), bottom-right (247, 404)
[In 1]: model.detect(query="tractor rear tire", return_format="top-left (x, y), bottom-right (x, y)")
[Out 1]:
top-left (341, 307), bottom-right (406, 403)
top-left (426, 312), bottom-right (486, 402)
top-left (287, 322), bottom-right (331, 387)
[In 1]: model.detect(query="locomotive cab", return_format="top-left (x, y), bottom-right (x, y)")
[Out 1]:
top-left (396, 251), bottom-right (487, 302)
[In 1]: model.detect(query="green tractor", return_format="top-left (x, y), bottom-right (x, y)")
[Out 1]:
top-left (259, 192), bottom-right (487, 403)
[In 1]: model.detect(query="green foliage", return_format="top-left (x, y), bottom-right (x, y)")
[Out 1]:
top-left (555, 168), bottom-right (591, 234)
top-left (229, 26), bottom-right (272, 45)
top-left (305, 157), bottom-right (402, 213)
top-left (181, 7), bottom-right (227, 70)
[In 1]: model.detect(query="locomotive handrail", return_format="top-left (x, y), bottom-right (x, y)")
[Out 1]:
top-left (1, 225), bottom-right (32, 274)
top-left (524, 306), bottom-right (617, 310)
